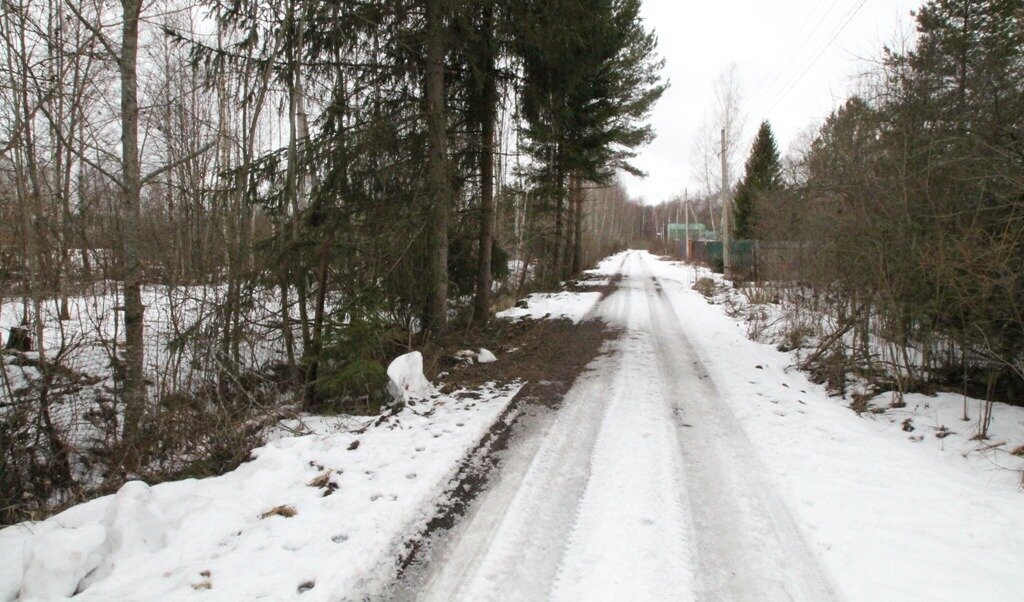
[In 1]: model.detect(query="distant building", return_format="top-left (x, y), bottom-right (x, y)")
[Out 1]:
top-left (666, 223), bottom-right (709, 241)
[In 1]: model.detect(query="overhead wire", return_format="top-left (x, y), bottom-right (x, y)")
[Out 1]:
top-left (759, 0), bottom-right (870, 118)
top-left (745, 0), bottom-right (843, 110)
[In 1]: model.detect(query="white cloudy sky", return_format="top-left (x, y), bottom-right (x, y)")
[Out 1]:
top-left (620, 0), bottom-right (921, 204)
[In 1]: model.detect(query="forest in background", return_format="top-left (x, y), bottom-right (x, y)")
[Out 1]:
top-left (0, 0), bottom-right (662, 523)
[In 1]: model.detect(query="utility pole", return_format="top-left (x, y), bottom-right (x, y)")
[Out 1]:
top-left (674, 196), bottom-right (680, 257)
top-left (720, 128), bottom-right (732, 277)
top-left (684, 189), bottom-right (690, 261)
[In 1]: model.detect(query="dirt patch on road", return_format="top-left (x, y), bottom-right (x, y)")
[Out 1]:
top-left (432, 317), bottom-right (612, 396)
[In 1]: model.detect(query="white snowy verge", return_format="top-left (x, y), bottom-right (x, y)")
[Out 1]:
top-left (0, 378), bottom-right (521, 600)
top-left (494, 252), bottom-right (624, 325)
top-left (666, 259), bottom-right (1024, 483)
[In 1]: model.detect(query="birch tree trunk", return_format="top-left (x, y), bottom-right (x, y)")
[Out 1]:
top-left (119, 0), bottom-right (146, 450)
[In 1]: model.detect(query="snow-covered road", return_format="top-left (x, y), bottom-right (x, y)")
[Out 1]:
top-left (5, 251), bottom-right (1021, 600)
top-left (408, 251), bottom-right (836, 600)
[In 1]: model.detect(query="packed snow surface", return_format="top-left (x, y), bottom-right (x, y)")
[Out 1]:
top-left (410, 251), bottom-right (1024, 601)
top-left (0, 375), bottom-right (521, 600)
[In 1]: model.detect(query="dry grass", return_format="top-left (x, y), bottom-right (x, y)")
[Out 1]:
top-left (259, 504), bottom-right (297, 519)
top-left (307, 472), bottom-right (332, 488)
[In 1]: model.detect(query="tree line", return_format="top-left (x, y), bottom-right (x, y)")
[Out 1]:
top-left (0, 0), bottom-right (662, 522)
top-left (729, 0), bottom-right (1023, 427)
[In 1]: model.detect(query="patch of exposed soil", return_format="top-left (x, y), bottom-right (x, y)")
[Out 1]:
top-left (431, 317), bottom-right (611, 393)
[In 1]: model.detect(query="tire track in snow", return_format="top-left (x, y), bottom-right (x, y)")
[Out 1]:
top-left (549, 255), bottom-right (696, 600)
top-left (638, 256), bottom-right (838, 601)
top-left (411, 357), bottom-right (617, 600)
top-left (396, 251), bottom-right (838, 600)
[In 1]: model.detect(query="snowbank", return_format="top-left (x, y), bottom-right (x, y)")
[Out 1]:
top-left (386, 351), bottom-right (434, 403)
top-left (0, 381), bottom-right (521, 600)
top-left (494, 252), bottom-right (626, 325)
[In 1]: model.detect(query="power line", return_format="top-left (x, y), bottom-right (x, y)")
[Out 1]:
top-left (745, 2), bottom-right (827, 104)
top-left (746, 0), bottom-right (843, 110)
top-left (731, 0), bottom-right (842, 157)
top-left (760, 0), bottom-right (870, 118)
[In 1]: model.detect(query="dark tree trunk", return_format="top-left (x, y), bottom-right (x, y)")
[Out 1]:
top-left (306, 235), bottom-right (334, 406)
top-left (472, 2), bottom-right (496, 326)
top-left (552, 152), bottom-right (565, 282)
top-left (571, 173), bottom-right (583, 275)
top-left (425, 0), bottom-right (450, 336)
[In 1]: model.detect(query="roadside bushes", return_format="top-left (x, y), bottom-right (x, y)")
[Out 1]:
top-left (750, 0), bottom-right (1024, 427)
top-left (0, 354), bottom-right (284, 526)
top-left (693, 277), bottom-right (718, 298)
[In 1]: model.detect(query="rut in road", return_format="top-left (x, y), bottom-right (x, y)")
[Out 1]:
top-left (390, 251), bottom-right (836, 601)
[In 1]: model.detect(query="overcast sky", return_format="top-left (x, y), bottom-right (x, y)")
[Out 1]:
top-left (620, 0), bottom-right (922, 204)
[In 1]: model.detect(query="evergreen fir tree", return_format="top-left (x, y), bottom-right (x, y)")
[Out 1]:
top-left (733, 120), bottom-right (782, 239)
top-left (513, 0), bottom-right (665, 277)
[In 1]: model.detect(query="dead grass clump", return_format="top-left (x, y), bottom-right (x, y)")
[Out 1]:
top-left (260, 504), bottom-right (297, 519)
top-left (307, 472), bottom-right (331, 488)
top-left (743, 284), bottom-right (778, 305)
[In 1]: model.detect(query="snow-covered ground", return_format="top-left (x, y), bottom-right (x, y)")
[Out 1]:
top-left (496, 291), bottom-right (601, 324)
top-left (1, 285), bottom-right (299, 509)
top-left (495, 254), bottom-right (621, 324)
top-left (5, 251), bottom-right (1023, 601)
top-left (675, 261), bottom-right (1024, 492)
top-left (406, 251), bottom-right (1024, 601)
top-left (0, 361), bottom-right (521, 600)
top-left (649, 253), bottom-right (1024, 599)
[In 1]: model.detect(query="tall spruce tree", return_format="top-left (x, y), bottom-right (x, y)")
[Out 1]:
top-left (514, 0), bottom-right (665, 279)
top-left (733, 120), bottom-right (782, 239)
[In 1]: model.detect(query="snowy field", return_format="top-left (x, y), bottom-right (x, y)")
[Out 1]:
top-left (0, 284), bottom-right (291, 392)
top-left (1, 284), bottom-right (296, 505)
